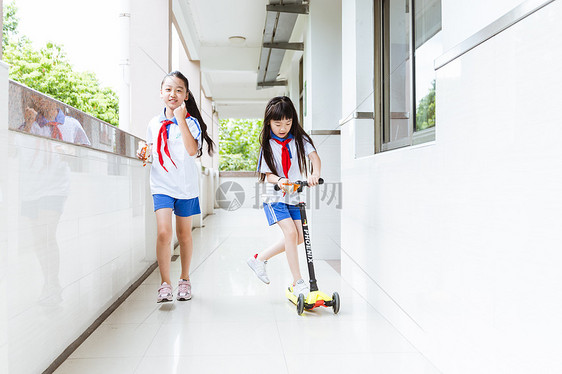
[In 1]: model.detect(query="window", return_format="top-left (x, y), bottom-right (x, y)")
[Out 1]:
top-left (375, 0), bottom-right (442, 151)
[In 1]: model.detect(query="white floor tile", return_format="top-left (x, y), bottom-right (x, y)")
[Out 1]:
top-left (285, 352), bottom-right (441, 374)
top-left (145, 320), bottom-right (283, 357)
top-left (135, 354), bottom-right (288, 374)
top-left (161, 294), bottom-right (277, 324)
top-left (54, 357), bottom-right (141, 374)
top-left (276, 318), bottom-right (416, 355)
top-left (0, 343), bottom-right (8, 374)
top-left (51, 208), bottom-right (438, 373)
top-left (102, 297), bottom-right (167, 325)
top-left (128, 283), bottom-right (159, 301)
top-left (69, 324), bottom-right (161, 358)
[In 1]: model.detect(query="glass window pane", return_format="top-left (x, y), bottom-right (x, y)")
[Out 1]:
top-left (414, 0), bottom-right (442, 131)
top-left (384, 0), bottom-right (412, 145)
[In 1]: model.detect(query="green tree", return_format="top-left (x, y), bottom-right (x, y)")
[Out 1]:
top-left (416, 79), bottom-right (436, 131)
top-left (2, 1), bottom-right (21, 49)
top-left (2, 2), bottom-right (119, 126)
top-left (219, 118), bottom-right (262, 171)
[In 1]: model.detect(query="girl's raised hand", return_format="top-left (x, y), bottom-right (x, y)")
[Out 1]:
top-left (174, 102), bottom-right (187, 120)
top-left (24, 107), bottom-right (37, 131)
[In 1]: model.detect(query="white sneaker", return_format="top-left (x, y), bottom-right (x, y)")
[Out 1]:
top-left (247, 254), bottom-right (270, 284)
top-left (177, 279), bottom-right (192, 301)
top-left (157, 282), bottom-right (173, 303)
top-left (292, 279), bottom-right (309, 297)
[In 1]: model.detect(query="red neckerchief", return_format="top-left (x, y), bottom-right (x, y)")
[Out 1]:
top-left (156, 113), bottom-right (190, 172)
top-left (46, 121), bottom-right (63, 140)
top-left (271, 133), bottom-right (293, 178)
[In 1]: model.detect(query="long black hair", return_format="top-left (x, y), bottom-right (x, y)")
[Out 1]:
top-left (161, 71), bottom-right (215, 157)
top-left (258, 96), bottom-right (316, 182)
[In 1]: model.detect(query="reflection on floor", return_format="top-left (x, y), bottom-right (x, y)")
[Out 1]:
top-left (54, 208), bottom-right (440, 374)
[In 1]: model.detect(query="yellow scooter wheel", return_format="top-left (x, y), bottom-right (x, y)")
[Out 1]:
top-left (297, 294), bottom-right (305, 315)
top-left (332, 292), bottom-right (340, 314)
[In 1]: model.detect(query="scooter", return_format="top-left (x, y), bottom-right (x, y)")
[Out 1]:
top-left (275, 178), bottom-right (341, 315)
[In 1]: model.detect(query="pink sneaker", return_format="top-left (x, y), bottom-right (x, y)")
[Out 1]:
top-left (157, 282), bottom-right (173, 303)
top-left (177, 279), bottom-right (192, 301)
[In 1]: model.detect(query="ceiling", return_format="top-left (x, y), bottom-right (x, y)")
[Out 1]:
top-left (173, 0), bottom-right (294, 119)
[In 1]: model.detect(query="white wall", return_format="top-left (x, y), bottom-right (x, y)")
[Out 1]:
top-left (0, 71), bottom-right (156, 373)
top-left (0, 60), bottom-right (10, 374)
top-left (341, 1), bottom-right (562, 373)
top-left (0, 0), bottom-right (3, 59)
top-left (442, 0), bottom-right (526, 51)
top-left (218, 174), bottom-right (261, 210)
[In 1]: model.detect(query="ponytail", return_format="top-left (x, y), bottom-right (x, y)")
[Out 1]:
top-left (184, 90), bottom-right (215, 157)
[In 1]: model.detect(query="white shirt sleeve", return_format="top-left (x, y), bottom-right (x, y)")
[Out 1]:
top-left (74, 127), bottom-right (91, 145)
top-left (187, 117), bottom-right (202, 149)
top-left (304, 139), bottom-right (316, 156)
top-left (66, 117), bottom-right (90, 145)
top-left (28, 122), bottom-right (45, 136)
top-left (258, 150), bottom-right (272, 173)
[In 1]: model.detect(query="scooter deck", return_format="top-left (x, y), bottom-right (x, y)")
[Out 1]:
top-left (286, 287), bottom-right (335, 310)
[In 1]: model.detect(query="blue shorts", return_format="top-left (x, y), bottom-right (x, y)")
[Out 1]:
top-left (263, 202), bottom-right (301, 226)
top-left (153, 194), bottom-right (201, 217)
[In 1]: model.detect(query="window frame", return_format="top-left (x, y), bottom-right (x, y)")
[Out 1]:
top-left (374, 0), bottom-right (437, 153)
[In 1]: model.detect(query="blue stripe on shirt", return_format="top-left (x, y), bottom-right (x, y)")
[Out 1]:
top-left (257, 149), bottom-right (263, 171)
top-left (188, 117), bottom-right (202, 140)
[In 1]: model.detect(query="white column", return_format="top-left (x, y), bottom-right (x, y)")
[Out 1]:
top-left (0, 0), bottom-right (4, 59)
top-left (129, 0), bottom-right (170, 139)
top-left (302, 0), bottom-right (343, 260)
top-left (0, 62), bottom-right (7, 130)
top-left (0, 61), bottom-right (9, 373)
top-left (118, 0), bottom-right (131, 132)
top-left (307, 0), bottom-right (342, 132)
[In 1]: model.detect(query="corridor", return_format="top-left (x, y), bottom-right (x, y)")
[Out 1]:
top-left (53, 208), bottom-right (440, 374)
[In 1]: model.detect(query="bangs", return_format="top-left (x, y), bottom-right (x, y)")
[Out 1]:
top-left (268, 100), bottom-right (293, 121)
top-left (162, 71), bottom-right (189, 90)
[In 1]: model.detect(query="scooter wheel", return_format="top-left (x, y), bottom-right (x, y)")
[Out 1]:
top-left (332, 292), bottom-right (340, 314)
top-left (297, 294), bottom-right (305, 315)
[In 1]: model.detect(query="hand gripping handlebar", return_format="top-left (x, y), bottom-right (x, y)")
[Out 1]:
top-left (274, 178), bottom-right (324, 192)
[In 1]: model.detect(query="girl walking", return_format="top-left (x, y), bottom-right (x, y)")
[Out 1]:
top-left (247, 96), bottom-right (321, 297)
top-left (139, 71), bottom-right (214, 303)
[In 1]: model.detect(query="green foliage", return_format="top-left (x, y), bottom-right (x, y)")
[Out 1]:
top-left (416, 79), bottom-right (436, 131)
top-left (219, 118), bottom-right (262, 171)
top-left (2, 2), bottom-right (119, 126)
top-left (2, 1), bottom-right (21, 50)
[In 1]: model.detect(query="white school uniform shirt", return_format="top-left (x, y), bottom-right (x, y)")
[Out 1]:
top-left (27, 109), bottom-right (91, 145)
top-left (258, 136), bottom-right (316, 205)
top-left (146, 109), bottom-right (202, 199)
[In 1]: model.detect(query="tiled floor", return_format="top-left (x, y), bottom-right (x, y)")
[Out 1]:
top-left (54, 208), bottom-right (440, 374)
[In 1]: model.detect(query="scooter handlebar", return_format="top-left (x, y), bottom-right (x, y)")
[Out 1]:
top-left (274, 178), bottom-right (324, 191)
